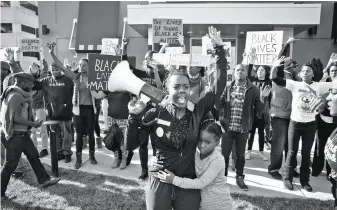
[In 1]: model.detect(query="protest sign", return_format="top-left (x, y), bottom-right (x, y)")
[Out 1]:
top-left (152, 53), bottom-right (211, 67)
top-left (101, 38), bottom-right (120, 55)
top-left (330, 53), bottom-right (337, 63)
top-left (245, 31), bottom-right (283, 65)
top-left (20, 38), bottom-right (41, 52)
top-left (88, 54), bottom-right (136, 91)
top-left (152, 18), bottom-right (183, 44)
top-left (165, 47), bottom-right (183, 55)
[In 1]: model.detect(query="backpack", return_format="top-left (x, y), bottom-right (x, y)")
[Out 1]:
top-left (103, 122), bottom-right (123, 151)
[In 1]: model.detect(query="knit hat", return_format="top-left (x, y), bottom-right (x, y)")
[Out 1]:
top-left (1, 61), bottom-right (10, 72)
top-left (12, 72), bottom-right (35, 83)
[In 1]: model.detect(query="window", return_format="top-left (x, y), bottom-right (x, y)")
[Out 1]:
top-left (20, 1), bottom-right (38, 15)
top-left (1, 23), bottom-right (12, 33)
top-left (1, 1), bottom-right (10, 7)
top-left (21, 24), bottom-right (36, 35)
top-left (23, 52), bottom-right (40, 60)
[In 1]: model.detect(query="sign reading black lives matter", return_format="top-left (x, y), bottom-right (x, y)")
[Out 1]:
top-left (245, 31), bottom-right (283, 65)
top-left (20, 38), bottom-right (41, 52)
top-left (88, 54), bottom-right (136, 91)
top-left (152, 18), bottom-right (183, 44)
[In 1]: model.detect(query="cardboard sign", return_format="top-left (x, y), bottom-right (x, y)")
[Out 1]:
top-left (20, 38), bottom-right (41, 52)
top-left (152, 19), bottom-right (183, 44)
top-left (152, 53), bottom-right (211, 67)
top-left (88, 54), bottom-right (136, 91)
top-left (165, 47), bottom-right (183, 55)
top-left (245, 31), bottom-right (283, 65)
top-left (101, 38), bottom-right (120, 55)
top-left (330, 53), bottom-right (337, 63)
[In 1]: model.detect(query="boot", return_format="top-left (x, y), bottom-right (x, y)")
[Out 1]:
top-left (111, 150), bottom-right (121, 168)
top-left (89, 150), bottom-right (97, 165)
top-left (120, 149), bottom-right (129, 170)
top-left (139, 169), bottom-right (148, 180)
top-left (74, 152), bottom-right (82, 169)
top-left (96, 137), bottom-right (103, 149)
top-left (126, 151), bottom-right (134, 166)
top-left (82, 136), bottom-right (88, 149)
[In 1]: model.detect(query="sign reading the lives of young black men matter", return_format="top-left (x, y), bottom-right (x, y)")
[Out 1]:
top-left (88, 54), bottom-right (136, 91)
top-left (245, 31), bottom-right (283, 65)
top-left (20, 38), bottom-right (41, 52)
top-left (152, 18), bottom-right (183, 44)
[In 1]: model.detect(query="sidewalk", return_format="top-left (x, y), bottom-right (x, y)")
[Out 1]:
top-left (38, 134), bottom-right (333, 201)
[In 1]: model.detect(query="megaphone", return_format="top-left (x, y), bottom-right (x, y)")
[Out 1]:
top-left (108, 61), bottom-right (166, 104)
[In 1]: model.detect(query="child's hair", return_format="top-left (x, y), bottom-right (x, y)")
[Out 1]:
top-left (200, 119), bottom-right (222, 140)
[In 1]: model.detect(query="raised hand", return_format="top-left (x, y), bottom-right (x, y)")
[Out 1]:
top-left (5, 48), bottom-right (15, 63)
top-left (285, 37), bottom-right (299, 45)
top-left (39, 47), bottom-right (45, 61)
top-left (47, 42), bottom-right (56, 54)
top-left (176, 34), bottom-right (184, 46)
top-left (128, 99), bottom-right (146, 115)
top-left (274, 56), bottom-right (289, 67)
top-left (207, 26), bottom-right (223, 47)
top-left (122, 38), bottom-right (129, 47)
top-left (15, 48), bottom-right (21, 61)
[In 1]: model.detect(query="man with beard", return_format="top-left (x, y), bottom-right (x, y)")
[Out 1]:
top-left (1, 72), bottom-right (61, 200)
top-left (33, 58), bottom-right (74, 163)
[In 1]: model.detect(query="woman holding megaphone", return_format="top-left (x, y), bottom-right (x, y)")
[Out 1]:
top-left (125, 27), bottom-right (227, 210)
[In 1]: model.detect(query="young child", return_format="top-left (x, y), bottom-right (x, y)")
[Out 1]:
top-left (157, 119), bottom-right (233, 210)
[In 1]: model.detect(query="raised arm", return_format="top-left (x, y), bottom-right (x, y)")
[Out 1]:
top-left (5, 48), bottom-right (23, 73)
top-left (198, 27), bottom-right (227, 113)
top-left (48, 42), bottom-right (75, 80)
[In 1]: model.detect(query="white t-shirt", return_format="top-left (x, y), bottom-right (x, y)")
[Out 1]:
top-left (285, 80), bottom-right (331, 123)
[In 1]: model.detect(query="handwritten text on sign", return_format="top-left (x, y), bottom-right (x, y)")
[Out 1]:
top-left (153, 19), bottom-right (183, 44)
top-left (88, 54), bottom-right (136, 91)
top-left (101, 38), bottom-right (119, 55)
top-left (20, 39), bottom-right (41, 52)
top-left (245, 31), bottom-right (283, 65)
top-left (152, 53), bottom-right (212, 67)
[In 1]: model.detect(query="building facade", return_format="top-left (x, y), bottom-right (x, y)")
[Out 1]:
top-left (1, 1), bottom-right (39, 71)
top-left (38, 1), bottom-right (337, 71)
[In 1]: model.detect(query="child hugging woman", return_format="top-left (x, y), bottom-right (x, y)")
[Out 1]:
top-left (157, 119), bottom-right (233, 210)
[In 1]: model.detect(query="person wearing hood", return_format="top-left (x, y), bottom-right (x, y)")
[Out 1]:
top-left (0, 72), bottom-right (61, 200)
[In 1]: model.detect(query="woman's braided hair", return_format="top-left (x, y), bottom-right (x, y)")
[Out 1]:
top-left (162, 66), bottom-right (189, 94)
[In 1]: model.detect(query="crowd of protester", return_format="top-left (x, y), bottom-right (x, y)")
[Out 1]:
top-left (1, 26), bottom-right (337, 210)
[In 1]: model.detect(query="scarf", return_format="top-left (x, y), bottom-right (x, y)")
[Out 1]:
top-left (72, 73), bottom-right (83, 106)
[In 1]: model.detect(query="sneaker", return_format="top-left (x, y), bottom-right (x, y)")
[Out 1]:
top-left (258, 152), bottom-right (268, 161)
top-left (74, 159), bottom-right (82, 169)
top-left (64, 156), bottom-right (72, 163)
top-left (112, 158), bottom-right (121, 169)
top-left (283, 180), bottom-right (293, 190)
top-left (40, 178), bottom-right (61, 188)
top-left (39, 149), bottom-right (49, 158)
top-left (139, 169), bottom-right (148, 180)
top-left (293, 170), bottom-right (300, 178)
top-left (89, 156), bottom-right (97, 165)
top-left (268, 171), bottom-right (282, 179)
top-left (301, 182), bottom-right (312, 192)
top-left (245, 152), bottom-right (251, 160)
top-left (57, 154), bottom-right (65, 161)
top-left (236, 176), bottom-right (248, 191)
top-left (12, 172), bottom-right (26, 179)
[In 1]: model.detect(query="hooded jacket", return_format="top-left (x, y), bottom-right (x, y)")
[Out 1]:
top-left (0, 86), bottom-right (34, 139)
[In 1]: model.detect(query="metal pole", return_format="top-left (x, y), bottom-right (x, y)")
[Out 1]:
top-left (44, 121), bottom-right (60, 177)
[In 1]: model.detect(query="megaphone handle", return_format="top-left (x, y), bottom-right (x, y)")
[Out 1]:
top-left (140, 83), bottom-right (166, 104)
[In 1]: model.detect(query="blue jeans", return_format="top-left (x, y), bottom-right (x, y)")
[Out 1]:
top-left (284, 120), bottom-right (317, 183)
top-left (268, 117), bottom-right (289, 173)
